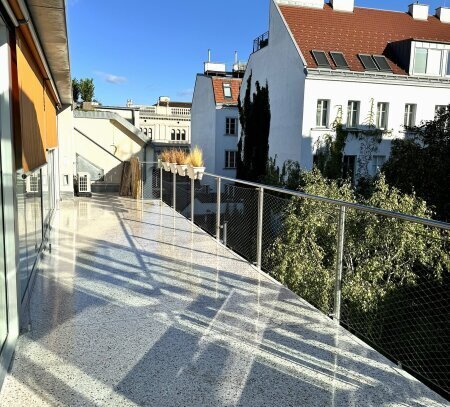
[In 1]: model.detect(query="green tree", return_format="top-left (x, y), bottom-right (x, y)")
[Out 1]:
top-left (237, 73), bottom-right (271, 182)
top-left (72, 78), bottom-right (81, 103)
top-left (79, 78), bottom-right (95, 102)
top-left (383, 105), bottom-right (450, 221)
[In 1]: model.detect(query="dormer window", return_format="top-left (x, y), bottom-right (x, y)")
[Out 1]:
top-left (223, 83), bottom-right (232, 98)
top-left (413, 45), bottom-right (447, 77)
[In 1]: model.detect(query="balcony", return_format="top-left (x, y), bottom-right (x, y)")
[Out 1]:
top-left (1, 176), bottom-right (448, 404)
top-left (253, 32), bottom-right (269, 53)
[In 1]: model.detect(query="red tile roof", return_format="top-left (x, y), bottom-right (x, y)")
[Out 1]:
top-left (279, 3), bottom-right (450, 75)
top-left (211, 77), bottom-right (242, 105)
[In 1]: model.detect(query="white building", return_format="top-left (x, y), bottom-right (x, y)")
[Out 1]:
top-left (192, 62), bottom-right (244, 177)
top-left (241, 0), bottom-right (450, 180)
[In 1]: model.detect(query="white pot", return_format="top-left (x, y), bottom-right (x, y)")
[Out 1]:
top-left (162, 162), bottom-right (171, 172)
top-left (169, 163), bottom-right (178, 174)
top-left (187, 165), bottom-right (206, 180)
top-left (177, 164), bottom-right (188, 177)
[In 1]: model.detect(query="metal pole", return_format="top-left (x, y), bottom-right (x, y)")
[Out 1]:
top-left (172, 172), bottom-right (176, 210)
top-left (333, 206), bottom-right (346, 324)
top-left (160, 166), bottom-right (163, 205)
top-left (223, 221), bottom-right (228, 246)
top-left (140, 163), bottom-right (144, 201)
top-left (256, 187), bottom-right (264, 269)
top-left (190, 178), bottom-right (195, 223)
top-left (216, 177), bottom-right (221, 241)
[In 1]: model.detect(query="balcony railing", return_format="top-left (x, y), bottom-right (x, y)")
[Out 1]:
top-left (253, 31), bottom-right (269, 53)
top-left (140, 107), bottom-right (191, 119)
top-left (140, 163), bottom-right (450, 399)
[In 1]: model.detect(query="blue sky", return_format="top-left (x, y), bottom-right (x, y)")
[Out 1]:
top-left (67, 0), bottom-right (445, 106)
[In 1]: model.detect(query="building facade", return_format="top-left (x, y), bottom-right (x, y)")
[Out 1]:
top-left (0, 0), bottom-right (72, 390)
top-left (191, 64), bottom-right (243, 177)
top-left (241, 0), bottom-right (450, 181)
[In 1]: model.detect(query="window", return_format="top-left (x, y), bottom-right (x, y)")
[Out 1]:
top-left (148, 128), bottom-right (153, 139)
top-left (181, 130), bottom-right (186, 141)
top-left (143, 128), bottom-right (147, 136)
top-left (226, 118), bottom-right (237, 135)
top-left (176, 130), bottom-right (181, 141)
top-left (371, 155), bottom-right (386, 175)
top-left (330, 52), bottom-right (349, 70)
top-left (225, 151), bottom-right (238, 169)
top-left (373, 55), bottom-right (392, 72)
top-left (347, 101), bottom-right (359, 128)
top-left (316, 100), bottom-right (329, 127)
top-left (404, 104), bottom-right (416, 128)
top-left (312, 50), bottom-right (331, 68)
top-left (343, 155), bottom-right (356, 183)
top-left (376, 102), bottom-right (389, 130)
top-left (414, 48), bottom-right (427, 74)
top-left (171, 129), bottom-right (176, 140)
top-left (358, 54), bottom-right (378, 71)
top-left (447, 51), bottom-right (450, 76)
top-left (223, 83), bottom-right (232, 98)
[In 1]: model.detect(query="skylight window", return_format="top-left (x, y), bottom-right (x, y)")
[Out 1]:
top-left (373, 55), bottom-right (392, 72)
top-left (223, 83), bottom-right (232, 98)
top-left (330, 52), bottom-right (349, 70)
top-left (358, 54), bottom-right (378, 71)
top-left (312, 50), bottom-right (331, 68)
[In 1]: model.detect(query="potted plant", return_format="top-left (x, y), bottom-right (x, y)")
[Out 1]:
top-left (160, 150), bottom-right (171, 172)
top-left (187, 146), bottom-right (205, 180)
top-left (169, 149), bottom-right (178, 174)
top-left (176, 150), bottom-right (189, 177)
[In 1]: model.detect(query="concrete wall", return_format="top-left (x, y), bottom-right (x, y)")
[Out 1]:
top-left (74, 116), bottom-right (145, 184)
top-left (191, 75), bottom-right (217, 173)
top-left (240, 0), bottom-right (306, 167)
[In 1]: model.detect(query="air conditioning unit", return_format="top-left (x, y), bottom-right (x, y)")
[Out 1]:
top-left (77, 172), bottom-right (92, 197)
top-left (26, 174), bottom-right (40, 194)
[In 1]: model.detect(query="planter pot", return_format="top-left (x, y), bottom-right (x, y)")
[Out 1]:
top-left (187, 165), bottom-right (206, 180)
top-left (162, 162), bottom-right (171, 172)
top-left (177, 164), bottom-right (188, 177)
top-left (169, 163), bottom-right (178, 174)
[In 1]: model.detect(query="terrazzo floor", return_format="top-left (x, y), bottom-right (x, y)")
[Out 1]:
top-left (0, 195), bottom-right (448, 407)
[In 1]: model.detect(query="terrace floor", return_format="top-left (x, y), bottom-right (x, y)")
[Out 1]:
top-left (0, 195), bottom-right (448, 407)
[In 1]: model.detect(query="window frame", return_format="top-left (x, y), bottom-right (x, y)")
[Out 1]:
top-left (316, 99), bottom-right (329, 128)
top-left (404, 104), bottom-right (417, 128)
top-left (376, 102), bottom-right (389, 130)
top-left (225, 117), bottom-right (237, 135)
top-left (413, 48), bottom-right (428, 75)
top-left (223, 83), bottom-right (232, 99)
top-left (347, 101), bottom-right (360, 128)
top-left (371, 155), bottom-right (386, 175)
top-left (171, 129), bottom-right (176, 141)
top-left (224, 150), bottom-right (238, 169)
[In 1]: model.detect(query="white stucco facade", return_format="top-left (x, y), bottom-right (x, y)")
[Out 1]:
top-left (191, 75), bottom-right (241, 177)
top-left (241, 0), bottom-right (450, 179)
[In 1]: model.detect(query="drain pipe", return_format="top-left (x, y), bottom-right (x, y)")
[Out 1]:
top-left (1, 0), bottom-right (18, 26)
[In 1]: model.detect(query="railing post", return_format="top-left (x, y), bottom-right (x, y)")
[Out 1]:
top-left (160, 166), bottom-right (163, 205)
top-left (223, 221), bottom-right (228, 246)
top-left (172, 172), bottom-right (176, 210)
top-left (190, 178), bottom-right (195, 223)
top-left (216, 177), bottom-right (221, 241)
top-left (256, 187), bottom-right (264, 269)
top-left (333, 205), bottom-right (346, 324)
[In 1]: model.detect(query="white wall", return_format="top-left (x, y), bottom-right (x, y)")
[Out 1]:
top-left (74, 117), bottom-right (145, 184)
top-left (215, 106), bottom-right (239, 177)
top-left (240, 0), bottom-right (306, 168)
top-left (303, 76), bottom-right (450, 172)
top-left (191, 75), bottom-right (217, 173)
top-left (57, 105), bottom-right (75, 198)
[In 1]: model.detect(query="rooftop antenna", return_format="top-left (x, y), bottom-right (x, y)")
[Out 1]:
top-left (208, 49), bottom-right (211, 63)
top-left (234, 51), bottom-right (238, 64)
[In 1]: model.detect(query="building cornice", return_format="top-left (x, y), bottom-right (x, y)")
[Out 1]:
top-left (306, 68), bottom-right (450, 88)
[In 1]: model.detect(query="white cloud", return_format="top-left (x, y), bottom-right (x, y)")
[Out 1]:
top-left (94, 71), bottom-right (127, 85)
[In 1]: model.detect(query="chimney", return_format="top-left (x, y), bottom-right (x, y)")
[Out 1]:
top-left (436, 7), bottom-right (450, 24)
top-left (330, 0), bottom-right (354, 12)
top-left (275, 0), bottom-right (323, 9)
top-left (408, 3), bottom-right (429, 21)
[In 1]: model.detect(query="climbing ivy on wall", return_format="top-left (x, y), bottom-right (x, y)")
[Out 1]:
top-left (237, 72), bottom-right (271, 182)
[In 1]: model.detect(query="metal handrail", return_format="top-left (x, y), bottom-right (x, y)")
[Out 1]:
top-left (203, 172), bottom-right (450, 231)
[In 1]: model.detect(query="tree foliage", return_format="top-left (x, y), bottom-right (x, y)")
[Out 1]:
top-left (79, 78), bottom-right (95, 103)
top-left (237, 73), bottom-right (271, 182)
top-left (383, 105), bottom-right (450, 221)
top-left (72, 78), bottom-right (81, 103)
top-left (266, 170), bottom-right (449, 316)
